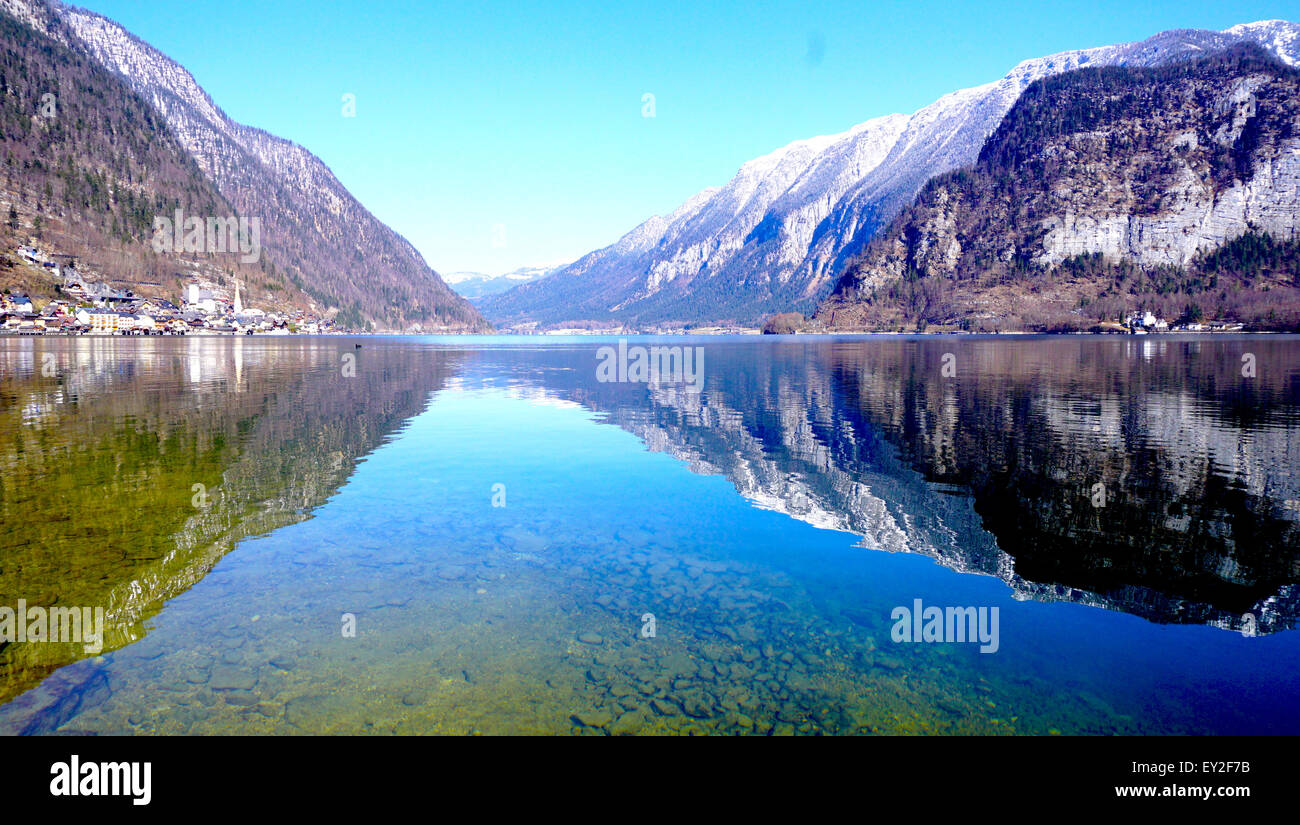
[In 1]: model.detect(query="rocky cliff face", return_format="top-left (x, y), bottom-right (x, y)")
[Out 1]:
top-left (481, 21), bottom-right (1300, 329)
top-left (3, 0), bottom-right (488, 331)
top-left (817, 45), bottom-right (1300, 332)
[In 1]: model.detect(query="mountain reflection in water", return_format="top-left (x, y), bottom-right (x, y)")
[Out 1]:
top-left (0, 335), bottom-right (1297, 735)
top-left (0, 337), bottom-right (461, 707)
top-left (536, 337), bottom-right (1300, 633)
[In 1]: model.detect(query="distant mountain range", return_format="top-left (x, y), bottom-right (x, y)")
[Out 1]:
top-left (444, 263), bottom-right (568, 302)
top-left (0, 0), bottom-right (488, 331)
top-left (480, 20), bottom-right (1300, 330)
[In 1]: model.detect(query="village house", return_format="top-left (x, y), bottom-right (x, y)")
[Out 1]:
top-left (76, 308), bottom-right (135, 334)
top-left (0, 311), bottom-right (43, 332)
top-left (4, 293), bottom-right (34, 313)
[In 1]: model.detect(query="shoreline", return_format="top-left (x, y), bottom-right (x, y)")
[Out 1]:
top-left (3, 329), bottom-right (1294, 339)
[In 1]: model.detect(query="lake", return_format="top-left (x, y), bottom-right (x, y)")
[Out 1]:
top-left (1, 334), bottom-right (1298, 735)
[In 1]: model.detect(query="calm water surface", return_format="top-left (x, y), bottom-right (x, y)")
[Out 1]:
top-left (1, 334), bottom-right (1298, 734)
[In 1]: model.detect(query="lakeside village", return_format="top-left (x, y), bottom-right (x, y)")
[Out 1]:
top-left (526, 310), bottom-right (1246, 336)
top-left (0, 244), bottom-right (1251, 337)
top-left (1102, 311), bottom-right (1244, 335)
top-left (0, 245), bottom-right (335, 336)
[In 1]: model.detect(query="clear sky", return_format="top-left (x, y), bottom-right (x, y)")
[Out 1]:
top-left (72, 0), bottom-right (1300, 275)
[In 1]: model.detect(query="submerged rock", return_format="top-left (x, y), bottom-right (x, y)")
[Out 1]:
top-left (224, 690), bottom-right (258, 707)
top-left (617, 529), bottom-right (652, 547)
top-left (208, 666), bottom-right (256, 691)
top-left (284, 693), bottom-right (356, 731)
top-left (572, 709), bottom-right (613, 728)
top-left (650, 698), bottom-right (679, 717)
top-left (610, 711), bottom-right (645, 735)
top-left (268, 656), bottom-right (297, 672)
top-left (680, 695), bottom-right (715, 719)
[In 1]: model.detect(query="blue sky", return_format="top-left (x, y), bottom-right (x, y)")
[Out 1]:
top-left (74, 0), bottom-right (1300, 275)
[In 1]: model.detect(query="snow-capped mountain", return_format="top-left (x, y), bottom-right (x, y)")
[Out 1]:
top-left (444, 262), bottom-right (569, 301)
top-left (4, 0), bottom-right (487, 331)
top-left (480, 20), bottom-right (1300, 328)
top-left (816, 42), bottom-right (1300, 332)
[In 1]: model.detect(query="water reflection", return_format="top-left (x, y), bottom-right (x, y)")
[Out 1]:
top-left (0, 337), bottom-right (461, 706)
top-left (1, 335), bottom-right (1297, 735)
top-left (497, 337), bottom-right (1300, 634)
